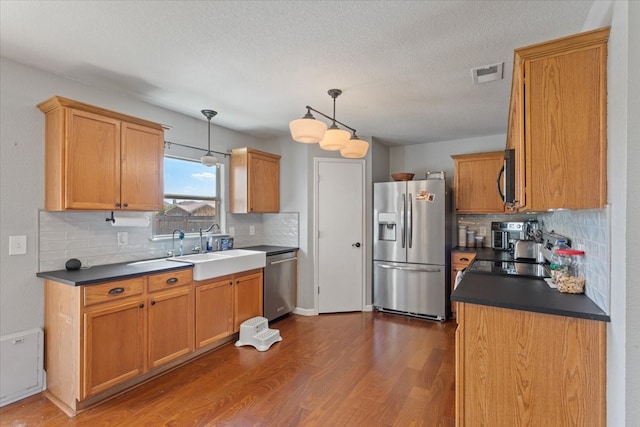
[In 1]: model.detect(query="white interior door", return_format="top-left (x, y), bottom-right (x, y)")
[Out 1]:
top-left (315, 159), bottom-right (365, 313)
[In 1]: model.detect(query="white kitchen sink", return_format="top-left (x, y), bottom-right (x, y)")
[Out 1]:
top-left (167, 249), bottom-right (266, 280)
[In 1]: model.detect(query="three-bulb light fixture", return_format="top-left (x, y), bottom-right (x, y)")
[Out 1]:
top-left (289, 89), bottom-right (369, 158)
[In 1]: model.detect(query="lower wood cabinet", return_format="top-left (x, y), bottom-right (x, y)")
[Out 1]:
top-left (456, 303), bottom-right (606, 426)
top-left (195, 276), bottom-right (234, 348)
top-left (147, 270), bottom-right (194, 369)
top-left (194, 269), bottom-right (264, 347)
top-left (233, 270), bottom-right (264, 332)
top-left (44, 266), bottom-right (263, 416)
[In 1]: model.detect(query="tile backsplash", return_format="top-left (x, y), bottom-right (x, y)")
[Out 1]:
top-left (538, 207), bottom-right (610, 313)
top-left (39, 211), bottom-right (299, 272)
top-left (456, 208), bottom-right (611, 314)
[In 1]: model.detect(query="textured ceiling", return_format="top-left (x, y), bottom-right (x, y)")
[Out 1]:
top-left (0, 1), bottom-right (594, 146)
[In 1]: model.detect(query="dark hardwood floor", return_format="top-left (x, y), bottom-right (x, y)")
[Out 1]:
top-left (0, 312), bottom-right (456, 426)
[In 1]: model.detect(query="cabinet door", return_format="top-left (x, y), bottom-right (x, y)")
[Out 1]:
top-left (194, 278), bottom-right (234, 348)
top-left (147, 285), bottom-right (193, 369)
top-left (247, 152), bottom-right (279, 213)
top-left (452, 152), bottom-right (504, 213)
top-left (82, 299), bottom-right (145, 398)
top-left (234, 271), bottom-right (263, 332)
top-left (66, 109), bottom-right (121, 210)
top-left (526, 44), bottom-right (607, 210)
top-left (121, 122), bottom-right (164, 211)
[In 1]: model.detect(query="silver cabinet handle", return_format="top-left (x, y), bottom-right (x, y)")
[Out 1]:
top-left (269, 257), bottom-right (298, 265)
top-left (377, 263), bottom-right (441, 273)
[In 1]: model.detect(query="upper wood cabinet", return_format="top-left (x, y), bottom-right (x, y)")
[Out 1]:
top-left (505, 28), bottom-right (609, 212)
top-left (38, 96), bottom-right (165, 211)
top-left (230, 147), bottom-right (281, 213)
top-left (451, 151), bottom-right (505, 213)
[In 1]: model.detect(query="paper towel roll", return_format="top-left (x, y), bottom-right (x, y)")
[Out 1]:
top-left (110, 216), bottom-right (150, 227)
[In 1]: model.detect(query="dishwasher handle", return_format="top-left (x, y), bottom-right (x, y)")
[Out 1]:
top-left (269, 257), bottom-right (298, 266)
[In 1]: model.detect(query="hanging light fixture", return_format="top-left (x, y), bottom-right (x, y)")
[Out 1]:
top-left (340, 132), bottom-right (370, 159)
top-left (289, 89), bottom-right (368, 158)
top-left (200, 109), bottom-right (218, 167)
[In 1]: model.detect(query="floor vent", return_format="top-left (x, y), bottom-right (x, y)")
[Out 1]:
top-left (1, 328), bottom-right (45, 407)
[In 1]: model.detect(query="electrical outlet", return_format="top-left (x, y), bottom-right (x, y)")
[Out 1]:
top-left (117, 232), bottom-right (128, 246)
top-left (479, 227), bottom-right (487, 236)
top-left (9, 235), bottom-right (27, 255)
top-left (249, 225), bottom-right (255, 236)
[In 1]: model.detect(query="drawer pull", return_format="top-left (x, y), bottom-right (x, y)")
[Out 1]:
top-left (108, 287), bottom-right (125, 295)
top-left (166, 277), bottom-right (179, 285)
top-left (460, 257), bottom-right (470, 262)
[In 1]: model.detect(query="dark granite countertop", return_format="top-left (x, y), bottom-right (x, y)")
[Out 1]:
top-left (239, 245), bottom-right (298, 256)
top-left (36, 259), bottom-right (193, 286)
top-left (451, 271), bottom-right (610, 322)
top-left (452, 246), bottom-right (515, 261)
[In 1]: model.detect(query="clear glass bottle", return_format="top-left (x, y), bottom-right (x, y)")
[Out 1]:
top-left (555, 248), bottom-right (586, 293)
top-left (549, 240), bottom-right (568, 284)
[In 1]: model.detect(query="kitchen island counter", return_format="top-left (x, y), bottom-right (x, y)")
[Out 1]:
top-left (451, 271), bottom-right (609, 321)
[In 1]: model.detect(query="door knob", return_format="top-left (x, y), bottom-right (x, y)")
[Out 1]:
top-left (352, 242), bottom-right (361, 248)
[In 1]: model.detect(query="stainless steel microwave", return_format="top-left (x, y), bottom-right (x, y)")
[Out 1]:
top-left (497, 149), bottom-right (516, 205)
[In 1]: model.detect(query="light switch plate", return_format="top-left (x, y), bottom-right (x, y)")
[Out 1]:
top-left (9, 235), bottom-right (27, 255)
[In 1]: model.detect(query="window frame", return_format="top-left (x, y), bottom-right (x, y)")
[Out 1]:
top-left (153, 155), bottom-right (226, 238)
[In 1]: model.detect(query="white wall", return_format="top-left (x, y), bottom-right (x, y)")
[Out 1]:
top-left (0, 57), bottom-right (263, 336)
top-left (389, 133), bottom-right (506, 191)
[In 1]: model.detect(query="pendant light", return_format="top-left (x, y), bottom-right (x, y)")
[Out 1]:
top-left (340, 133), bottom-right (370, 159)
top-left (318, 89), bottom-right (349, 151)
top-left (200, 109), bottom-right (218, 167)
top-left (289, 88), bottom-right (368, 158)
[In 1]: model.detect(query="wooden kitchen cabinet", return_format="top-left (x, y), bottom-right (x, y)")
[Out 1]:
top-left (233, 269), bottom-right (264, 332)
top-left (230, 147), bottom-right (281, 213)
top-left (450, 251), bottom-right (476, 317)
top-left (37, 96), bottom-right (165, 211)
top-left (451, 152), bottom-right (505, 213)
top-left (194, 276), bottom-right (234, 348)
top-left (147, 270), bottom-right (194, 369)
top-left (505, 27), bottom-right (609, 212)
top-left (456, 303), bottom-right (606, 426)
top-left (82, 296), bottom-right (146, 398)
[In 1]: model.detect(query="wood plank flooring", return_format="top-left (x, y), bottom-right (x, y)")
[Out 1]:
top-left (0, 312), bottom-right (456, 426)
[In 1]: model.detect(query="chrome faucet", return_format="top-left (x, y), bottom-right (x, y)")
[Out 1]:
top-left (172, 229), bottom-right (185, 257)
top-left (199, 223), bottom-right (221, 253)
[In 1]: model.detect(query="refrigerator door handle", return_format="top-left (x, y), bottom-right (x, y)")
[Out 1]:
top-left (401, 193), bottom-right (406, 248)
top-left (408, 193), bottom-right (413, 248)
top-left (377, 263), bottom-right (442, 273)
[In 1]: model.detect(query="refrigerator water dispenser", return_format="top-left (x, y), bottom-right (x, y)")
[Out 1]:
top-left (377, 212), bottom-right (397, 241)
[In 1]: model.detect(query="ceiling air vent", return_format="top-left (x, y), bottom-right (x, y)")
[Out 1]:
top-left (471, 62), bottom-right (503, 84)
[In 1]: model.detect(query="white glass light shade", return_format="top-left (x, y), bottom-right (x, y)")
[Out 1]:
top-left (340, 137), bottom-right (369, 158)
top-left (289, 118), bottom-right (327, 143)
top-left (200, 153), bottom-right (218, 167)
top-left (319, 127), bottom-right (350, 151)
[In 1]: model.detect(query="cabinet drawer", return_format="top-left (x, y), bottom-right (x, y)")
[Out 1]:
top-left (148, 269), bottom-right (192, 293)
top-left (84, 277), bottom-right (145, 307)
top-left (452, 252), bottom-right (476, 266)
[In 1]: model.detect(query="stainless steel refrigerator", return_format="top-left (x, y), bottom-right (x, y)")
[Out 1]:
top-left (373, 177), bottom-right (450, 320)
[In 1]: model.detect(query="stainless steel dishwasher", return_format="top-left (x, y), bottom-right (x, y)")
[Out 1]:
top-left (264, 251), bottom-right (297, 321)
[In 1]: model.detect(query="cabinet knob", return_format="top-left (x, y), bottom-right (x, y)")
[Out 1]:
top-left (115, 202), bottom-right (121, 208)
top-left (123, 202), bottom-right (129, 208)
top-left (151, 300), bottom-right (156, 306)
top-left (139, 303), bottom-right (144, 309)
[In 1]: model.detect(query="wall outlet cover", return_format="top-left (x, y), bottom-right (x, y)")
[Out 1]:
top-left (9, 235), bottom-right (27, 255)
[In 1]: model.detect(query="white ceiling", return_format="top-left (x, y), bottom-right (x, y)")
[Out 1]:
top-left (0, 1), bottom-right (594, 147)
